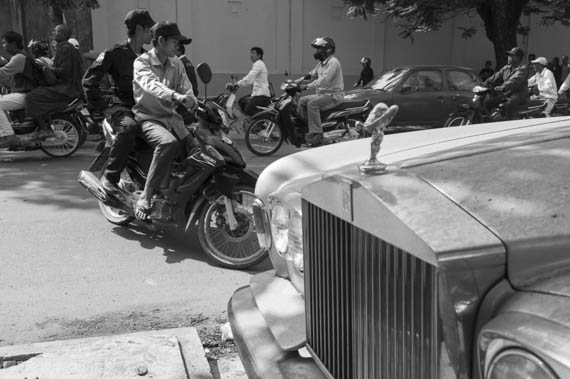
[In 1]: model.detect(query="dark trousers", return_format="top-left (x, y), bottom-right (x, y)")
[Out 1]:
top-left (103, 106), bottom-right (139, 184)
top-left (239, 95), bottom-right (270, 116)
top-left (484, 93), bottom-right (528, 119)
top-left (140, 120), bottom-right (180, 193)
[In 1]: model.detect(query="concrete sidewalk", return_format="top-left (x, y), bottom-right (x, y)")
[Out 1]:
top-left (0, 327), bottom-right (212, 379)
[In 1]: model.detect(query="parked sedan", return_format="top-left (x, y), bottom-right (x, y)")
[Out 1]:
top-left (345, 65), bottom-right (480, 128)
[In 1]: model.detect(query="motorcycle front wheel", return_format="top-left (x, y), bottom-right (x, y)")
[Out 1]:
top-left (41, 116), bottom-right (82, 157)
top-left (245, 118), bottom-right (284, 156)
top-left (443, 115), bottom-right (471, 127)
top-left (198, 186), bottom-right (267, 269)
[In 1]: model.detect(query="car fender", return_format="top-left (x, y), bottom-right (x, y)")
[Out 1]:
top-left (478, 290), bottom-right (570, 378)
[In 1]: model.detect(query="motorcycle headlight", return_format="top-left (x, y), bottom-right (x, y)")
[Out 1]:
top-left (270, 203), bottom-right (290, 256)
top-left (487, 349), bottom-right (557, 379)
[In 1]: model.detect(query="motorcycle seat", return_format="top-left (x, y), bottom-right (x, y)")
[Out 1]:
top-left (322, 99), bottom-right (369, 119)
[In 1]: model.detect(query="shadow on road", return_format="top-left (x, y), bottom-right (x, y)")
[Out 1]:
top-left (111, 223), bottom-right (272, 272)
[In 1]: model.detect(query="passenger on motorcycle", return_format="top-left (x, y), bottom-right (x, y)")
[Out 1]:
top-left (298, 37), bottom-right (344, 146)
top-left (0, 31), bottom-right (34, 148)
top-left (483, 47), bottom-right (529, 120)
top-left (22, 24), bottom-right (83, 139)
top-left (82, 8), bottom-right (156, 193)
top-left (528, 56), bottom-right (558, 117)
top-left (235, 47), bottom-right (271, 116)
top-left (132, 21), bottom-right (198, 220)
top-left (28, 40), bottom-right (53, 67)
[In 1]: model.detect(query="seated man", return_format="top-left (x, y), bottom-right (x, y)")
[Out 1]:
top-left (528, 56), bottom-right (558, 117)
top-left (298, 37), bottom-right (344, 146)
top-left (0, 31), bottom-right (35, 147)
top-left (83, 8), bottom-right (156, 192)
top-left (132, 21), bottom-right (198, 220)
top-left (235, 46), bottom-right (270, 116)
top-left (23, 24), bottom-right (83, 138)
top-left (483, 47), bottom-right (529, 119)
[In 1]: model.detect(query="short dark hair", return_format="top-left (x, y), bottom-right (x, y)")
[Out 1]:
top-left (251, 47), bottom-right (263, 59)
top-left (1, 31), bottom-right (23, 50)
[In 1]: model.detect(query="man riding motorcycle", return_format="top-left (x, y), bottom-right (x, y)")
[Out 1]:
top-left (528, 56), bottom-right (558, 117)
top-left (132, 21), bottom-right (199, 220)
top-left (298, 36), bottom-right (344, 147)
top-left (0, 31), bottom-right (33, 148)
top-left (82, 8), bottom-right (156, 193)
top-left (483, 46), bottom-right (529, 120)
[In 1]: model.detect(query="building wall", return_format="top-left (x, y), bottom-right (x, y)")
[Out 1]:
top-left (91, 0), bottom-right (570, 95)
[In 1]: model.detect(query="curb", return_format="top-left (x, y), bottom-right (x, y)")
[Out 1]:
top-left (0, 327), bottom-right (212, 379)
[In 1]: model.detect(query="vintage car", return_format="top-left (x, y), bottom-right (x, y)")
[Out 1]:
top-left (344, 65), bottom-right (480, 128)
top-left (228, 114), bottom-right (570, 378)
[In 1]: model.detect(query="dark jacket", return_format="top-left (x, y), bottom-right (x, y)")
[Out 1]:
top-left (484, 64), bottom-right (529, 98)
top-left (82, 41), bottom-right (143, 111)
top-left (51, 41), bottom-right (83, 97)
top-left (356, 66), bottom-right (374, 87)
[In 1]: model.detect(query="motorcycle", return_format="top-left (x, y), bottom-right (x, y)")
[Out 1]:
top-left (444, 85), bottom-right (546, 127)
top-left (244, 79), bottom-right (371, 156)
top-left (78, 63), bottom-right (267, 270)
top-left (4, 97), bottom-right (89, 157)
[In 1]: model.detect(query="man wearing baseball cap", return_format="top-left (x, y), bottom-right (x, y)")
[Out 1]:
top-left (528, 56), bottom-right (558, 117)
top-left (131, 21), bottom-right (198, 220)
top-left (82, 8), bottom-right (155, 193)
top-left (483, 46), bottom-right (529, 119)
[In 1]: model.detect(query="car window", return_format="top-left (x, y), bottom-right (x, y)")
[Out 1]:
top-left (402, 70), bottom-right (443, 92)
top-left (446, 70), bottom-right (479, 91)
top-left (365, 68), bottom-right (409, 91)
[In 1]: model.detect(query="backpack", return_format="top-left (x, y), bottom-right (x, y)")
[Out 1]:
top-left (23, 54), bottom-right (57, 87)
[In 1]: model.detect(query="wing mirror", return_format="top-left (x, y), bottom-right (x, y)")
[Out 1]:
top-left (196, 63), bottom-right (213, 99)
top-left (400, 84), bottom-right (414, 93)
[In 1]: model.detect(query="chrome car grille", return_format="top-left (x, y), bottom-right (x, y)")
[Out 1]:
top-left (304, 201), bottom-right (440, 379)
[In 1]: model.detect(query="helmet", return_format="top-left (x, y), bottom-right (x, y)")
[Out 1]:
top-left (360, 57), bottom-right (371, 64)
top-left (28, 39), bottom-right (50, 58)
top-left (311, 37), bottom-right (335, 54)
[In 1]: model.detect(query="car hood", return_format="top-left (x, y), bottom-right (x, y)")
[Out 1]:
top-left (256, 116), bottom-right (570, 297)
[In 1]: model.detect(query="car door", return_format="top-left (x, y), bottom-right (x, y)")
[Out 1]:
top-left (444, 69), bottom-right (480, 123)
top-left (392, 69), bottom-right (445, 127)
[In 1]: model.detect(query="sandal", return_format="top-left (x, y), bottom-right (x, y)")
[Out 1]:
top-left (135, 200), bottom-right (151, 221)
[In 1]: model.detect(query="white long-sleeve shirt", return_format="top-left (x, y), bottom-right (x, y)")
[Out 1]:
top-left (559, 71), bottom-right (570, 93)
top-left (237, 59), bottom-right (270, 97)
top-left (528, 68), bottom-right (558, 100)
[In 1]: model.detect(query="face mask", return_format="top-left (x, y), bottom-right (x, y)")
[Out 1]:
top-left (313, 50), bottom-right (326, 61)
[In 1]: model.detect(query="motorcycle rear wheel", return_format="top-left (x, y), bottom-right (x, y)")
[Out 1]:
top-left (41, 116), bottom-right (82, 157)
top-left (245, 118), bottom-right (284, 156)
top-left (443, 115), bottom-right (471, 127)
top-left (198, 186), bottom-right (267, 269)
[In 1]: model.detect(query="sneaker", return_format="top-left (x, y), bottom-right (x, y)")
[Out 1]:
top-left (100, 175), bottom-right (120, 193)
top-left (0, 134), bottom-right (18, 148)
top-left (305, 132), bottom-right (323, 147)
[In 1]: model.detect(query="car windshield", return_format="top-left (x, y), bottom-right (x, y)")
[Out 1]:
top-left (364, 68), bottom-right (409, 91)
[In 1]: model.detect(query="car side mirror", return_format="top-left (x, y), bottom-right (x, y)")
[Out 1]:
top-left (400, 84), bottom-right (414, 93)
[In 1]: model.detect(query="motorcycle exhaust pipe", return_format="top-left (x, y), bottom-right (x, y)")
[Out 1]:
top-left (78, 170), bottom-right (111, 204)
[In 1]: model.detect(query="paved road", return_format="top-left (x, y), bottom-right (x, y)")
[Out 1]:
top-left (0, 137), bottom-right (300, 346)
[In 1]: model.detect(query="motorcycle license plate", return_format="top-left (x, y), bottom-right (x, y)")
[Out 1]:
top-left (80, 108), bottom-right (90, 116)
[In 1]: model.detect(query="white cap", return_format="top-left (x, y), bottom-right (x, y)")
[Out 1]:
top-left (68, 38), bottom-right (79, 49)
top-left (531, 57), bottom-right (547, 66)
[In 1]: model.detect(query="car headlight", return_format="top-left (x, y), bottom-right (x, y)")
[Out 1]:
top-left (487, 349), bottom-right (557, 379)
top-left (270, 202), bottom-right (289, 256)
top-left (288, 212), bottom-right (304, 272)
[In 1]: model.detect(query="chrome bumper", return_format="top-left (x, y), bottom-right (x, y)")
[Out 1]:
top-left (228, 274), bottom-right (325, 379)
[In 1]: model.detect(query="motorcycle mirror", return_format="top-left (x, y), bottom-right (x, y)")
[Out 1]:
top-left (196, 63), bottom-right (212, 84)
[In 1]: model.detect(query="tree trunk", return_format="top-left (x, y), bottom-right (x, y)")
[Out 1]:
top-left (49, 1), bottom-right (64, 25)
top-left (477, 0), bottom-right (529, 69)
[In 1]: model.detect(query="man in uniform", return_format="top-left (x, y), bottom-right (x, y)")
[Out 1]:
top-left (82, 9), bottom-right (155, 192)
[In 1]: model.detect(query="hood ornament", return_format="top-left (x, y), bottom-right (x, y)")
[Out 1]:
top-left (357, 103), bottom-right (399, 175)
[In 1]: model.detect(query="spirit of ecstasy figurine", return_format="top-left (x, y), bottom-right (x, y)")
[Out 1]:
top-left (357, 103), bottom-right (399, 175)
